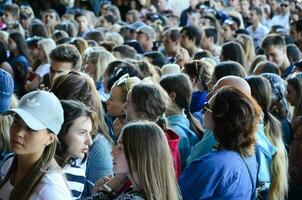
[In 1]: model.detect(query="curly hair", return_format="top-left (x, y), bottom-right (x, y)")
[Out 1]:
top-left (211, 87), bottom-right (261, 157)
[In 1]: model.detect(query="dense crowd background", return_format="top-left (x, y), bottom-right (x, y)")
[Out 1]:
top-left (0, 0), bottom-right (301, 199)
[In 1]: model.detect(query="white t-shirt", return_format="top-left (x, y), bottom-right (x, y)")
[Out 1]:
top-left (0, 156), bottom-right (72, 200)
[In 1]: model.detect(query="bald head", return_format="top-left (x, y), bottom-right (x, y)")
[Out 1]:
top-left (208, 76), bottom-right (251, 100)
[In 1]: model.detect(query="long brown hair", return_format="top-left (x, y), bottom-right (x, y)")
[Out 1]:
top-left (212, 87), bottom-right (261, 157)
top-left (50, 71), bottom-right (112, 144)
top-left (129, 83), bottom-right (171, 130)
top-left (0, 133), bottom-right (59, 200)
top-left (55, 100), bottom-right (98, 167)
top-left (121, 121), bottom-right (181, 200)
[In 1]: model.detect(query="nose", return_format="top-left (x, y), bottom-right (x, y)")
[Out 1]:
top-left (85, 133), bottom-right (93, 146)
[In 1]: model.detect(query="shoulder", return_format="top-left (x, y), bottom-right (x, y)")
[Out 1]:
top-left (116, 190), bottom-right (146, 200)
top-left (0, 154), bottom-right (14, 178)
top-left (31, 171), bottom-right (72, 200)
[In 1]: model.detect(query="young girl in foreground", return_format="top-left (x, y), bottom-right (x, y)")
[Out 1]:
top-left (0, 90), bottom-right (71, 200)
top-left (89, 121), bottom-right (180, 200)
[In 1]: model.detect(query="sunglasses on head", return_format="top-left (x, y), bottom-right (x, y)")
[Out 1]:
top-left (201, 102), bottom-right (213, 114)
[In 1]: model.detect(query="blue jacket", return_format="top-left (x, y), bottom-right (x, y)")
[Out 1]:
top-left (167, 114), bottom-right (200, 170)
top-left (83, 134), bottom-right (113, 197)
top-left (186, 123), bottom-right (277, 188)
top-left (179, 150), bottom-right (257, 200)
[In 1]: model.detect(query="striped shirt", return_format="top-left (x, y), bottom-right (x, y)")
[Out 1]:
top-left (64, 160), bottom-right (87, 200)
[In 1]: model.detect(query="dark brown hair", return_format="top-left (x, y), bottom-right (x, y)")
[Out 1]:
top-left (212, 87), bottom-right (261, 157)
top-left (160, 74), bottom-right (204, 138)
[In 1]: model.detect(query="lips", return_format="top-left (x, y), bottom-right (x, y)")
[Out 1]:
top-left (11, 139), bottom-right (24, 146)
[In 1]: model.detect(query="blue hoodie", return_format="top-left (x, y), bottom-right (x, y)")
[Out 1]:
top-left (187, 123), bottom-right (277, 187)
top-left (167, 114), bottom-right (200, 170)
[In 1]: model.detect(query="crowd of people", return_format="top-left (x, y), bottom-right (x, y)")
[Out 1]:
top-left (0, 0), bottom-right (301, 199)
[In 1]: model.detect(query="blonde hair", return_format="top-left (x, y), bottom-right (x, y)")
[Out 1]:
top-left (70, 37), bottom-right (88, 55)
top-left (121, 121), bottom-right (180, 200)
top-left (104, 32), bottom-right (124, 46)
top-left (38, 38), bottom-right (56, 63)
top-left (0, 115), bottom-right (12, 152)
top-left (246, 76), bottom-right (288, 200)
top-left (83, 47), bottom-right (115, 83)
top-left (237, 34), bottom-right (256, 69)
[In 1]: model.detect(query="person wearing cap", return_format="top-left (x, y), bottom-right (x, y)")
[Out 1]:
top-left (0, 90), bottom-right (72, 200)
top-left (0, 69), bottom-right (14, 162)
top-left (124, 21), bottom-right (145, 42)
top-left (136, 25), bottom-right (156, 53)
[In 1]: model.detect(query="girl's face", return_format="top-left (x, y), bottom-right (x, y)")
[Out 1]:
top-left (10, 116), bottom-right (54, 158)
top-left (123, 91), bottom-right (138, 121)
top-left (111, 139), bottom-right (129, 175)
top-left (106, 85), bottom-right (124, 117)
top-left (8, 37), bottom-right (17, 52)
top-left (62, 116), bottom-right (93, 159)
top-left (286, 83), bottom-right (297, 106)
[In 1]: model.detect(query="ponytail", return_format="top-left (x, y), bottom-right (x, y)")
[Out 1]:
top-left (184, 109), bottom-right (204, 138)
top-left (263, 110), bottom-right (288, 200)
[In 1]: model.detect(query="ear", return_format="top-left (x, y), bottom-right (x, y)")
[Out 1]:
top-left (45, 133), bottom-right (56, 146)
top-left (168, 91), bottom-right (177, 101)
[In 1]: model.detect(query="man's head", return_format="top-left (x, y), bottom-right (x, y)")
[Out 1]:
top-left (112, 45), bottom-right (137, 59)
top-left (180, 25), bottom-right (201, 52)
top-left (240, 0), bottom-right (250, 15)
top-left (43, 9), bottom-right (59, 27)
top-left (261, 34), bottom-right (287, 67)
top-left (163, 28), bottom-right (181, 56)
top-left (49, 44), bottom-right (82, 84)
top-left (2, 3), bottom-right (19, 25)
top-left (250, 7), bottom-right (262, 25)
top-left (290, 19), bottom-right (302, 41)
top-left (75, 11), bottom-right (89, 33)
top-left (136, 25), bottom-right (156, 52)
top-left (200, 28), bottom-right (218, 50)
top-left (208, 75), bottom-right (251, 100)
top-left (280, 1), bottom-right (290, 15)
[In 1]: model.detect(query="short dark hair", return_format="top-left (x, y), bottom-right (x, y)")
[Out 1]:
top-left (113, 45), bottom-right (136, 59)
top-left (213, 61), bottom-right (247, 82)
top-left (49, 44), bottom-right (82, 70)
top-left (4, 3), bottom-right (19, 19)
top-left (261, 34), bottom-right (286, 49)
top-left (204, 27), bottom-right (218, 43)
top-left (143, 51), bottom-right (166, 67)
top-left (74, 10), bottom-right (87, 19)
top-left (250, 6), bottom-right (262, 16)
top-left (181, 25), bottom-right (201, 46)
top-left (164, 28), bottom-right (181, 42)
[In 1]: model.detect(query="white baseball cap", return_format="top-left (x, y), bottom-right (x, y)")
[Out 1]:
top-left (3, 90), bottom-right (64, 135)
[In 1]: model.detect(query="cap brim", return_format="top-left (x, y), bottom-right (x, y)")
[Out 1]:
top-left (3, 108), bottom-right (47, 131)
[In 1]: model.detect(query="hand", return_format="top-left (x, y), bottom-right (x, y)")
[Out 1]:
top-left (92, 176), bottom-right (112, 194)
